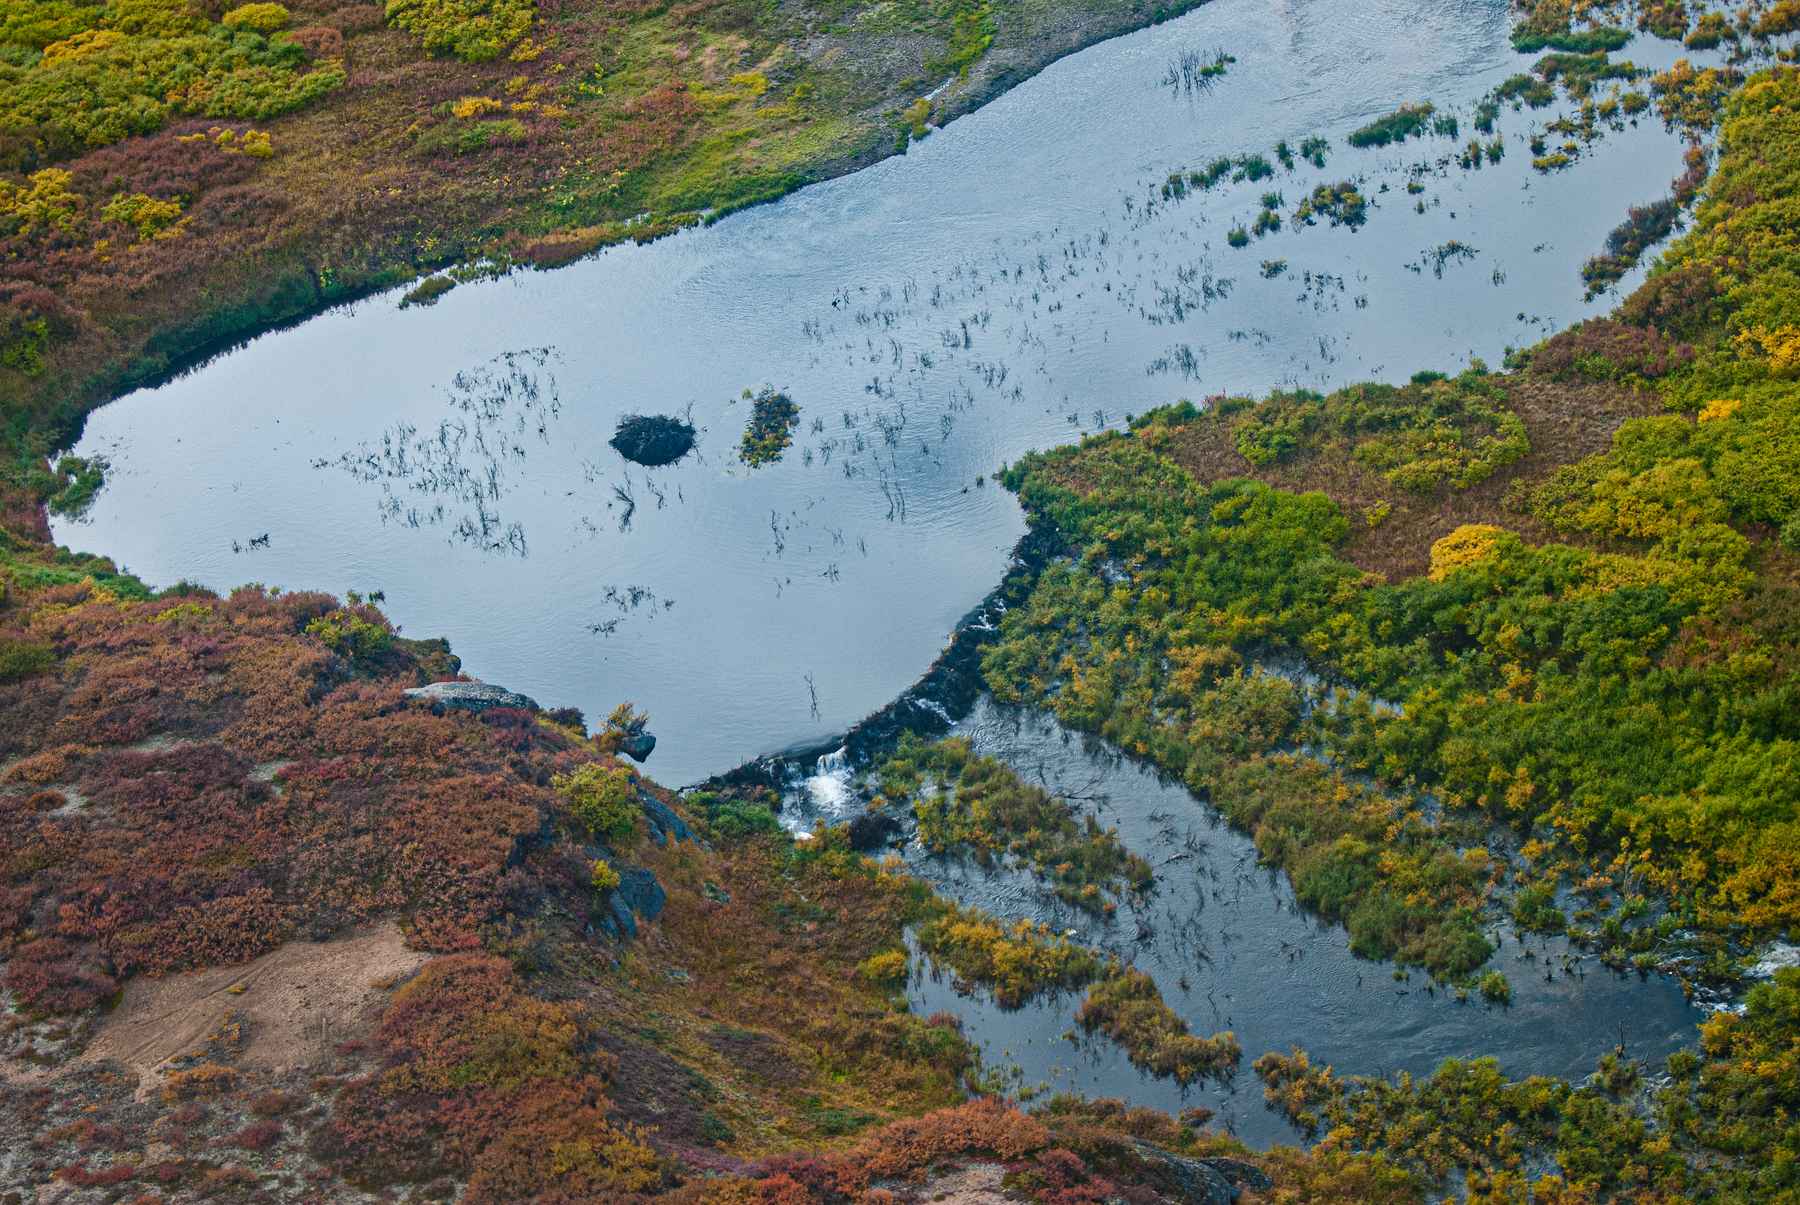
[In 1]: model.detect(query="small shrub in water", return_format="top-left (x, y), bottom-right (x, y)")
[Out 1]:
top-left (610, 413), bottom-right (697, 466)
top-left (1347, 102), bottom-right (1436, 147)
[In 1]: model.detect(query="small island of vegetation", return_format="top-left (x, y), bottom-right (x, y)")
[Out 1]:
top-left (737, 386), bottom-right (801, 467)
top-left (610, 412), bottom-right (697, 467)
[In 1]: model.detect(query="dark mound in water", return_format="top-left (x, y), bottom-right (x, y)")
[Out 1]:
top-left (611, 413), bottom-right (697, 466)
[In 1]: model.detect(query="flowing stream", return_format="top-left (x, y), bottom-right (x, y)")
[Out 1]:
top-left (786, 697), bottom-right (1703, 1147)
top-left (54, 0), bottom-right (1710, 786)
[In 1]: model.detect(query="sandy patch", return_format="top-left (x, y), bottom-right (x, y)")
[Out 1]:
top-left (83, 923), bottom-right (426, 1092)
top-left (906, 1162), bottom-right (1022, 1203)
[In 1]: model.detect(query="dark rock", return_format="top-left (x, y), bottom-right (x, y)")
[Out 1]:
top-left (616, 865), bottom-right (666, 924)
top-left (611, 414), bottom-right (697, 467)
top-left (617, 729), bottom-right (657, 762)
top-left (1124, 1141), bottom-right (1242, 1203)
top-left (600, 866), bottom-right (667, 940)
top-left (404, 680), bottom-right (538, 715)
top-left (606, 892), bottom-right (638, 939)
top-left (1112, 1141), bottom-right (1274, 1203)
top-left (1205, 1158), bottom-right (1274, 1193)
top-left (640, 793), bottom-right (694, 845)
top-left (848, 810), bottom-right (904, 852)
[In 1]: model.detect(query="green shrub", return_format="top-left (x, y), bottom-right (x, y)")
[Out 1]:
top-left (1510, 26), bottom-right (1629, 53)
top-left (0, 18), bottom-right (344, 163)
top-left (46, 454), bottom-right (106, 518)
top-left (1512, 880), bottom-right (1566, 933)
top-left (0, 637), bottom-right (54, 681)
top-left (556, 762), bottom-right (638, 842)
top-left (1076, 966), bottom-right (1240, 1084)
top-left (738, 387), bottom-right (801, 467)
top-left (400, 276), bottom-right (457, 308)
top-left (1293, 181), bottom-right (1367, 228)
top-left (1347, 102), bottom-right (1435, 147)
top-left (101, 192), bottom-right (182, 241)
top-left (385, 0), bottom-right (532, 62)
top-left (221, 3), bottom-right (290, 33)
top-left (692, 791), bottom-right (783, 840)
top-left (304, 608), bottom-right (393, 660)
top-left (927, 0), bottom-right (993, 78)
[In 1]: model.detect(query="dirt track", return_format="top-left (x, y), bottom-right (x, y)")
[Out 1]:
top-left (82, 924), bottom-right (427, 1095)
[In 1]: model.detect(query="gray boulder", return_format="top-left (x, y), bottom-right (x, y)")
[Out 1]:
top-left (601, 866), bottom-right (668, 940)
top-left (404, 681), bottom-right (539, 715)
top-left (640, 794), bottom-right (694, 846)
top-left (616, 730), bottom-right (657, 762)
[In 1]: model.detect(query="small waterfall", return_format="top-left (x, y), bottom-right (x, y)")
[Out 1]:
top-left (790, 744), bottom-right (855, 822)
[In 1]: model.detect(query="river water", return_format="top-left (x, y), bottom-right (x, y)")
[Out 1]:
top-left (53, 0), bottom-right (1708, 786)
top-left (787, 697), bottom-right (1704, 1147)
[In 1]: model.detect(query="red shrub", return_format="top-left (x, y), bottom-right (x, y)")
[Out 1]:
top-left (4, 937), bottom-right (117, 1013)
top-left (604, 85), bottom-right (701, 173)
top-left (1528, 318), bottom-right (1697, 381)
top-left (223, 1118), bottom-right (284, 1150)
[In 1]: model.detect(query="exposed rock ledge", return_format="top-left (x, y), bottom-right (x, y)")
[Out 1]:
top-left (403, 680), bottom-right (539, 714)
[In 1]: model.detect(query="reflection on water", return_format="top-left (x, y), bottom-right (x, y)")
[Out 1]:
top-left (786, 697), bottom-right (1704, 1147)
top-left (55, 0), bottom-right (1712, 783)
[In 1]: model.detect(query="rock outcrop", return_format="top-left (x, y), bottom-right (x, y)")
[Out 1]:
top-left (403, 680), bottom-right (539, 714)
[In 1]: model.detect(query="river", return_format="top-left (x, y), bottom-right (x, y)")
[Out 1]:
top-left (52, 0), bottom-right (1710, 786)
top-left (787, 697), bottom-right (1703, 1147)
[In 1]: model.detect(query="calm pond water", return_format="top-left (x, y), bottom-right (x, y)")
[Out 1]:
top-left (785, 697), bottom-right (1703, 1147)
top-left (56, 0), bottom-right (1706, 786)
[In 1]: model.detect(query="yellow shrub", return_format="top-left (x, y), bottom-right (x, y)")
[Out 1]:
top-left (1734, 325), bottom-right (1800, 377)
top-left (857, 950), bottom-right (909, 985)
top-left (1697, 397), bottom-right (1741, 422)
top-left (451, 95), bottom-right (506, 119)
top-left (1427, 524), bottom-right (1504, 581)
top-left (222, 2), bottom-right (291, 32)
top-left (0, 169), bottom-right (84, 238)
top-left (102, 192), bottom-right (184, 242)
top-left (590, 859), bottom-right (621, 892)
top-left (555, 762), bottom-right (638, 842)
top-left (40, 29), bottom-right (126, 66)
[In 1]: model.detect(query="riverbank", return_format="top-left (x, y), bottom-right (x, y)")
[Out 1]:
top-left (0, 0), bottom-right (1208, 486)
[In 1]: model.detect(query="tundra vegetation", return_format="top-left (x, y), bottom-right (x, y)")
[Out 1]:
top-left (2, 0), bottom-right (1800, 1200)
